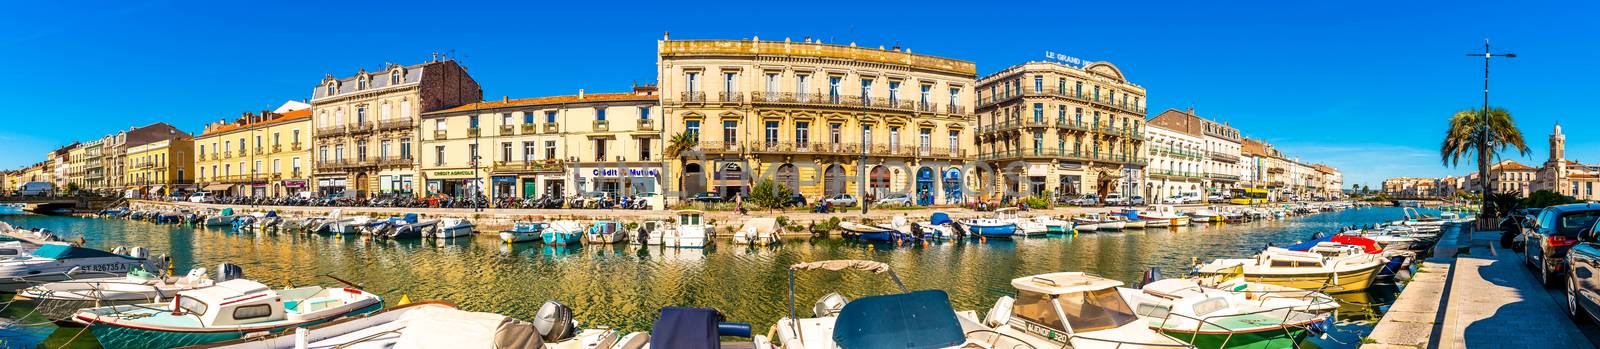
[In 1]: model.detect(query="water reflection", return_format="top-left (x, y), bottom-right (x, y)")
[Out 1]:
top-left (0, 207), bottom-right (1429, 349)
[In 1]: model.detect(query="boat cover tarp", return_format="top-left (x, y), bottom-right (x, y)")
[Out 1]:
top-left (1285, 235), bottom-right (1382, 254)
top-left (929, 212), bottom-right (952, 225)
top-left (789, 260), bottom-right (891, 273)
top-left (832, 290), bottom-right (965, 349)
top-left (31, 245), bottom-right (126, 260)
top-left (220, 208), bottom-right (233, 216)
top-left (650, 307), bottom-right (722, 349)
top-left (395, 304), bottom-right (542, 349)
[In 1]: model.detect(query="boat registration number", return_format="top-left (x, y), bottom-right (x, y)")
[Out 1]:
top-left (79, 263), bottom-right (132, 272)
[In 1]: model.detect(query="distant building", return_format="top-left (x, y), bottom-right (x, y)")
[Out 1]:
top-left (1533, 123), bottom-right (1600, 200)
top-left (1487, 159), bottom-right (1536, 196)
top-left (194, 101), bottom-right (314, 198)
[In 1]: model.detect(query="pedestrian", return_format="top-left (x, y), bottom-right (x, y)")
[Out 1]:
top-left (735, 193), bottom-right (745, 215)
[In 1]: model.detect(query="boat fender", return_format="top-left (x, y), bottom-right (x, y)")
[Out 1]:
top-left (111, 246), bottom-right (127, 255)
top-left (535, 300), bottom-right (576, 342)
top-left (129, 247), bottom-right (149, 259)
top-left (215, 263), bottom-right (244, 283)
top-left (718, 322), bottom-right (753, 338)
top-left (984, 296), bottom-right (1014, 328)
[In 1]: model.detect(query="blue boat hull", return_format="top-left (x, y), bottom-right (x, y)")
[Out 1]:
top-left (543, 232), bottom-right (581, 246)
top-left (841, 229), bottom-right (903, 242)
top-left (1378, 255), bottom-right (1408, 279)
top-left (965, 223), bottom-right (1017, 238)
top-left (89, 302), bottom-right (383, 349)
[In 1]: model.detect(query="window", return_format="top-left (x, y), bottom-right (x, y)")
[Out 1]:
top-left (400, 101), bottom-right (411, 119)
top-left (523, 112), bottom-right (534, 124)
top-left (1094, 86), bottom-right (1101, 101)
top-left (381, 103), bottom-right (391, 120)
top-left (319, 146), bottom-right (328, 162)
top-left (380, 140), bottom-right (391, 159)
top-left (596, 108), bottom-right (606, 121)
top-left (686, 120), bottom-right (701, 140)
top-left (227, 303), bottom-right (271, 320)
top-left (1058, 105), bottom-right (1067, 123)
top-left (199, 145), bottom-right (206, 156)
top-left (828, 76), bottom-right (842, 102)
top-left (796, 122), bottom-right (810, 146)
top-left (357, 106), bottom-right (367, 123)
top-left (920, 84), bottom-right (932, 107)
top-left (468, 144), bottom-right (479, 164)
top-left (863, 125), bottom-right (873, 147)
top-left (334, 145), bottom-right (344, 161)
top-left (399, 138), bottom-right (412, 159)
top-left (685, 72), bottom-right (699, 93)
top-left (949, 87), bottom-right (959, 109)
top-left (889, 126), bottom-right (899, 149)
top-left (919, 128), bottom-right (932, 150)
top-left (1076, 108), bottom-right (1084, 125)
top-left (1058, 78), bottom-right (1067, 92)
top-left (501, 113), bottom-right (512, 127)
top-left (271, 159), bottom-right (280, 173)
top-left (723, 121), bottom-right (738, 144)
top-left (356, 141), bottom-right (367, 162)
top-left (501, 142), bottom-right (512, 162)
top-left (523, 141), bottom-right (535, 161)
top-left (292, 130), bottom-right (301, 144)
top-left (435, 146), bottom-right (445, 166)
top-left (1075, 81), bottom-right (1083, 96)
top-left (765, 73), bottom-right (778, 94)
top-left (765, 121), bottom-right (779, 145)
top-left (1033, 131), bottom-right (1044, 155)
top-left (594, 139), bottom-right (608, 161)
top-left (830, 123), bottom-right (842, 145)
top-left (177, 296), bottom-right (209, 316)
top-left (723, 72), bottom-right (737, 93)
top-left (390, 71), bottom-right (400, 85)
top-left (888, 81), bottom-right (900, 105)
top-left (639, 106), bottom-right (650, 120)
top-left (639, 139), bottom-right (652, 161)
top-left (324, 84), bottom-right (335, 96)
top-left (1033, 76), bottom-right (1043, 92)
top-left (861, 78), bottom-right (873, 102)
top-left (948, 131), bottom-right (959, 153)
top-left (292, 158), bottom-right (300, 172)
top-left (435, 119), bottom-right (446, 133)
top-left (469, 115), bottom-right (479, 129)
top-left (545, 141), bottom-right (557, 160)
top-left (546, 111), bottom-right (557, 124)
top-left (1033, 103), bottom-right (1044, 122)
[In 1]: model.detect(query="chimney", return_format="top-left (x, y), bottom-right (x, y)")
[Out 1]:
top-left (502, 95), bottom-right (509, 103)
top-left (804, 37), bottom-right (812, 43)
top-left (1187, 106), bottom-right (1194, 114)
top-left (578, 89), bottom-right (585, 100)
top-left (663, 31), bottom-right (670, 40)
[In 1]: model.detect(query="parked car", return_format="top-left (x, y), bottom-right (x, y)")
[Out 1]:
top-left (1501, 207), bottom-right (1538, 249)
top-left (16, 182), bottom-right (51, 196)
top-left (1207, 193), bottom-right (1225, 202)
top-left (1075, 194), bottom-right (1101, 206)
top-left (187, 192), bottom-right (213, 203)
top-left (1129, 195), bottom-right (1146, 206)
top-left (873, 193), bottom-right (912, 207)
top-left (688, 192), bottom-right (723, 203)
top-left (1527, 204), bottom-right (1600, 287)
top-left (787, 193), bottom-right (808, 207)
top-left (823, 194), bottom-right (857, 207)
top-left (1104, 193), bottom-right (1126, 206)
top-left (1564, 207), bottom-right (1600, 321)
top-left (1055, 194), bottom-right (1080, 206)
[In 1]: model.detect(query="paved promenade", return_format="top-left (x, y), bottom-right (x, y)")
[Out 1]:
top-left (1364, 228), bottom-right (1595, 348)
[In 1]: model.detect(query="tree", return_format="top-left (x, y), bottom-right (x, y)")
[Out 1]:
top-left (1440, 107), bottom-right (1529, 222)
top-left (1523, 189), bottom-right (1576, 209)
top-left (1351, 183), bottom-right (1359, 194)
top-left (664, 132), bottom-right (698, 199)
top-left (1483, 192), bottom-right (1523, 219)
top-left (749, 178), bottom-right (793, 209)
top-left (1360, 184), bottom-right (1370, 194)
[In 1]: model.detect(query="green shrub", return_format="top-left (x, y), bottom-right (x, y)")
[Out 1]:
top-left (750, 179), bottom-right (794, 209)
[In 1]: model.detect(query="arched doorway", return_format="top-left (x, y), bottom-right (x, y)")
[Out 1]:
top-left (943, 167), bottom-right (962, 204)
top-left (869, 165), bottom-right (890, 202)
top-left (683, 163), bottom-right (705, 197)
top-left (776, 163), bottom-right (799, 192)
top-left (717, 163), bottom-right (745, 196)
top-left (354, 173), bottom-right (369, 198)
top-left (916, 167), bottom-right (934, 206)
top-left (823, 164), bottom-right (846, 198)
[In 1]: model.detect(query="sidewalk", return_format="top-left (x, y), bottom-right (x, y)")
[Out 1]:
top-left (1435, 233), bottom-right (1593, 348)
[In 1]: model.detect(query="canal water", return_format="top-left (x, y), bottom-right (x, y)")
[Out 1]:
top-left (0, 206), bottom-right (1433, 349)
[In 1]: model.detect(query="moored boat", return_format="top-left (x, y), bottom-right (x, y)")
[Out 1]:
top-left (1121, 278), bottom-right (1330, 349)
top-left (429, 218), bottom-right (474, 239)
top-left (542, 221), bottom-right (584, 246)
top-left (16, 264), bottom-right (241, 323)
top-left (663, 210), bottom-right (710, 248)
top-left (498, 222), bottom-right (546, 243)
top-left (584, 221), bottom-right (627, 244)
top-left (74, 278), bottom-right (384, 349)
top-left (1195, 246), bottom-right (1384, 293)
top-left (733, 217), bottom-right (782, 245)
top-left (0, 244), bottom-right (158, 292)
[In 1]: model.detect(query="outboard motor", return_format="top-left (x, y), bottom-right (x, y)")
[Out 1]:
top-left (128, 247), bottom-right (149, 259)
top-left (1139, 267), bottom-right (1163, 288)
top-left (1310, 231), bottom-right (1325, 240)
top-left (403, 213), bottom-right (420, 224)
top-left (812, 292), bottom-right (849, 317)
top-left (111, 246), bottom-right (128, 255)
top-left (215, 263), bottom-right (244, 283)
top-left (534, 301), bottom-right (576, 342)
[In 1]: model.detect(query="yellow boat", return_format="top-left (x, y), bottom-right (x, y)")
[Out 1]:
top-left (1195, 245), bottom-right (1383, 293)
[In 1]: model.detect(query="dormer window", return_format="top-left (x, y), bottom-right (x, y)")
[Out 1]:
top-left (324, 84), bottom-right (335, 96)
top-left (390, 71), bottom-right (401, 85)
top-left (357, 77), bottom-right (368, 90)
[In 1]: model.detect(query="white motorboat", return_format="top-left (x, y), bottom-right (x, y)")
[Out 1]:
top-left (0, 244), bottom-right (157, 292)
top-left (1190, 208), bottom-right (1221, 223)
top-left (75, 279), bottom-right (384, 349)
top-left (1195, 245), bottom-right (1384, 293)
top-left (1119, 278), bottom-right (1331, 348)
top-left (194, 300), bottom-right (645, 349)
top-left (1141, 205), bottom-right (1191, 226)
top-left (663, 210), bottom-right (710, 248)
top-left (498, 222), bottom-right (546, 243)
top-left (584, 221), bottom-right (628, 244)
top-left (733, 217), bottom-right (781, 245)
top-left (429, 218), bottom-right (474, 238)
top-left (15, 264), bottom-right (240, 322)
top-left (202, 209), bottom-right (240, 227)
top-left (959, 272), bottom-right (1194, 349)
top-left (1013, 214), bottom-right (1049, 237)
top-left (328, 216), bottom-right (372, 235)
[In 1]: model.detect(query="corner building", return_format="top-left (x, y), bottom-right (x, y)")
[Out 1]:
top-left (658, 36), bottom-right (977, 205)
top-left (310, 59), bottom-right (481, 198)
top-left (974, 61), bottom-right (1148, 199)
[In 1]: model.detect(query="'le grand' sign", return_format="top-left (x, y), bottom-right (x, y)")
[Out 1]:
top-left (1044, 51), bottom-right (1088, 68)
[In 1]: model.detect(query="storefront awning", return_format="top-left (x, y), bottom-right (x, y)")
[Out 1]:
top-left (203, 184), bottom-right (234, 191)
top-left (148, 185), bottom-right (164, 193)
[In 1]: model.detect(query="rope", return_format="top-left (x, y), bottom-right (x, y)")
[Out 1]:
top-left (54, 324), bottom-right (91, 349)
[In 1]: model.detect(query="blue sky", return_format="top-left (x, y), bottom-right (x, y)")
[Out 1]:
top-left (2, 0), bottom-right (1596, 187)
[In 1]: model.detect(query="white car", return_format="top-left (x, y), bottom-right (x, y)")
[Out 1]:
top-left (1104, 193), bottom-right (1126, 206)
top-left (188, 192), bottom-right (213, 203)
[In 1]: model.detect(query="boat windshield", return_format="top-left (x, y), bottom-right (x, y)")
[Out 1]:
top-left (177, 295), bottom-right (208, 316)
top-left (1055, 288), bottom-right (1139, 333)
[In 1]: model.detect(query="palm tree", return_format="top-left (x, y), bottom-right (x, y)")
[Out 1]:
top-left (664, 132), bottom-right (698, 200)
top-left (1440, 107), bottom-right (1529, 222)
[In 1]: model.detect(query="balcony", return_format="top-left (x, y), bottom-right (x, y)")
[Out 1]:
top-left (291, 142), bottom-right (303, 151)
top-left (946, 104), bottom-right (967, 115)
top-left (521, 124), bottom-right (538, 135)
top-left (197, 153), bottom-right (207, 161)
top-left (466, 127), bottom-right (480, 137)
top-left (376, 156), bottom-right (413, 167)
top-left (499, 125), bottom-right (516, 136)
top-left (254, 147), bottom-right (264, 155)
top-left (223, 151), bottom-right (233, 159)
top-left (917, 102), bottom-right (938, 113)
top-left (376, 118), bottom-right (412, 131)
top-left (347, 121), bottom-right (375, 134)
top-left (680, 91), bottom-right (707, 104)
top-left (718, 91), bottom-right (744, 103)
top-left (317, 125), bottom-right (347, 137)
top-left (433, 130), bottom-right (448, 140)
top-left (747, 91), bottom-right (964, 115)
top-left (593, 120), bottom-right (609, 132)
top-left (272, 144), bottom-right (281, 153)
top-left (1149, 170), bottom-right (1204, 180)
top-left (1210, 152), bottom-right (1240, 163)
top-left (493, 159), bottom-right (566, 172)
top-left (697, 141), bottom-right (743, 154)
top-left (638, 118), bottom-right (656, 131)
top-left (1267, 167), bottom-right (1286, 174)
top-left (543, 123), bottom-right (560, 134)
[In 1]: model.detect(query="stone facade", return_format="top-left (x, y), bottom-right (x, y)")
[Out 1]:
top-left (194, 101), bottom-right (314, 197)
top-left (658, 36), bottom-right (977, 205)
top-left (1144, 120), bottom-right (1205, 203)
top-left (309, 58), bottom-right (482, 198)
top-left (975, 61), bottom-right (1147, 201)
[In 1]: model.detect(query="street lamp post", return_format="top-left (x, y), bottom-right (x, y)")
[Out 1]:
top-left (1466, 40), bottom-right (1514, 225)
